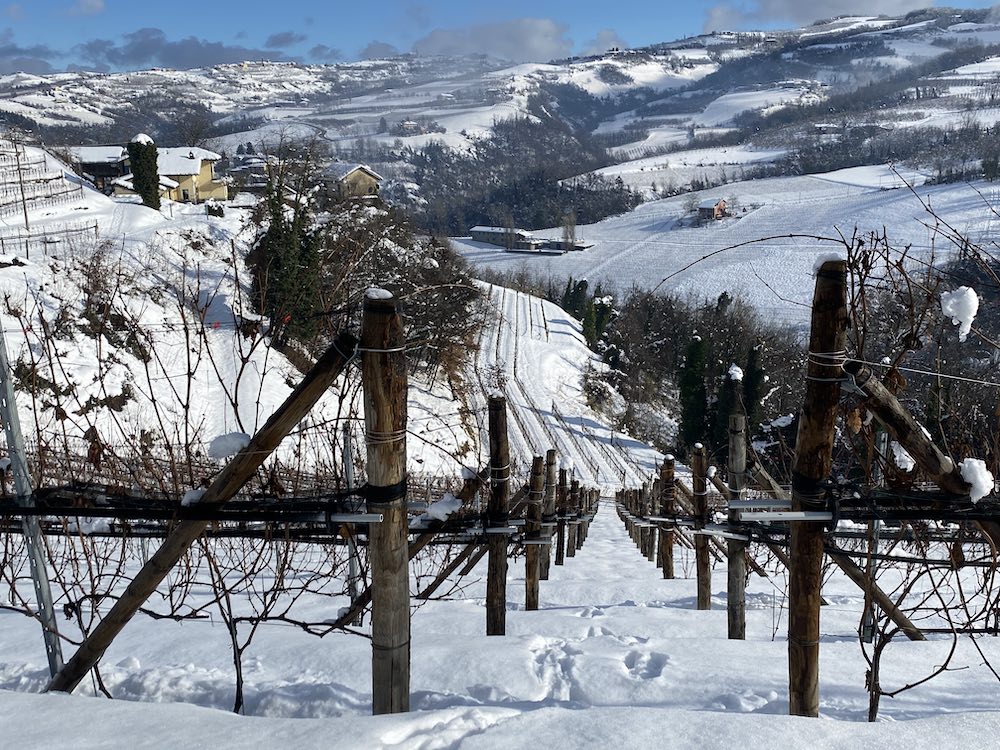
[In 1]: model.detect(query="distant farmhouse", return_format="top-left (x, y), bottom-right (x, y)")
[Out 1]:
top-left (470, 226), bottom-right (545, 251)
top-left (68, 140), bottom-right (228, 202)
top-left (322, 163), bottom-right (383, 200)
top-left (698, 197), bottom-right (728, 221)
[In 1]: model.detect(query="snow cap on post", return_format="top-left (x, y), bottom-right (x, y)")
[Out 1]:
top-left (812, 251), bottom-right (847, 274)
top-left (365, 287), bottom-right (393, 301)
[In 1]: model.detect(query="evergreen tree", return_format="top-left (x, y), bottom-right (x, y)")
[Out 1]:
top-left (236, 143), bottom-right (246, 156)
top-left (245, 141), bottom-right (256, 155)
top-left (127, 134), bottom-right (160, 210)
top-left (253, 168), bottom-right (322, 341)
top-left (582, 299), bottom-right (597, 347)
top-left (742, 342), bottom-right (765, 435)
top-left (679, 335), bottom-right (708, 452)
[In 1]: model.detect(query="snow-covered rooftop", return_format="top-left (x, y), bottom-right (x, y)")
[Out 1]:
top-left (67, 145), bottom-right (127, 164)
top-left (157, 147), bottom-right (221, 177)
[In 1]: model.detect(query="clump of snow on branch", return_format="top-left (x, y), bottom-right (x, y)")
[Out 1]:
top-left (422, 492), bottom-right (462, 522)
top-left (959, 458), bottom-right (995, 503)
top-left (890, 441), bottom-right (915, 472)
top-left (727, 364), bottom-right (744, 381)
top-left (207, 432), bottom-right (251, 459)
top-left (181, 488), bottom-right (206, 507)
top-left (940, 286), bottom-right (979, 342)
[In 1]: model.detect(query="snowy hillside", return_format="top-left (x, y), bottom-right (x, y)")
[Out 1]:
top-left (454, 164), bottom-right (989, 327)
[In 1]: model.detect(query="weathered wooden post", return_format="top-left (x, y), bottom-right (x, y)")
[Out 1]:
top-left (47, 331), bottom-right (359, 694)
top-left (693, 444), bottom-right (711, 610)
top-left (486, 395), bottom-right (510, 635)
top-left (789, 259), bottom-right (848, 717)
top-left (362, 290), bottom-right (411, 715)
top-left (638, 482), bottom-right (649, 558)
top-left (645, 482), bottom-right (656, 562)
top-left (525, 455), bottom-right (545, 611)
top-left (728, 409), bottom-right (747, 640)
top-left (652, 478), bottom-right (662, 567)
top-left (555, 468), bottom-right (567, 565)
top-left (660, 457), bottom-right (676, 579)
top-left (566, 479), bottom-right (580, 557)
top-left (540, 449), bottom-right (557, 580)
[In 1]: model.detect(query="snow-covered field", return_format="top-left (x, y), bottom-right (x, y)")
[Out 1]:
top-left (454, 165), bottom-right (994, 327)
top-left (4, 503), bottom-right (1000, 748)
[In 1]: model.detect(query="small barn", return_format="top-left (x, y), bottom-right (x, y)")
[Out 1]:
top-left (67, 145), bottom-right (128, 193)
top-left (698, 198), bottom-right (728, 221)
top-left (469, 226), bottom-right (544, 251)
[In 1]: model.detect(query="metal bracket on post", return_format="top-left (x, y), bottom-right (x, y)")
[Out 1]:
top-left (0, 325), bottom-right (63, 677)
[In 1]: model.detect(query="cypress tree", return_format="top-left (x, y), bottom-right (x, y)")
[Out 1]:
top-left (679, 334), bottom-right (708, 452)
top-left (742, 342), bottom-right (765, 435)
top-left (127, 134), bottom-right (160, 210)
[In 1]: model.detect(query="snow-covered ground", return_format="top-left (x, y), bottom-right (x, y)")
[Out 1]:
top-left (4, 503), bottom-right (1000, 748)
top-left (454, 165), bottom-right (994, 328)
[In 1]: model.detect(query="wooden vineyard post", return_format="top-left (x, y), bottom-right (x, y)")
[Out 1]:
top-left (638, 482), bottom-right (649, 559)
top-left (693, 445), bottom-right (711, 610)
top-left (659, 457), bottom-right (676, 579)
top-left (486, 396), bottom-right (511, 636)
top-left (652, 479), bottom-right (662, 568)
top-left (525, 455), bottom-right (545, 611)
top-left (540, 449), bottom-right (557, 580)
top-left (788, 259), bottom-right (848, 718)
top-left (47, 331), bottom-right (359, 695)
top-left (728, 410), bottom-right (747, 640)
top-left (645, 483), bottom-right (656, 563)
top-left (362, 291), bottom-right (411, 715)
top-left (576, 485), bottom-right (587, 550)
top-left (566, 479), bottom-right (580, 557)
top-left (555, 468), bottom-right (567, 566)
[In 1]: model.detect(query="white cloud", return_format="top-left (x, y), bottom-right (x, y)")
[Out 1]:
top-left (413, 18), bottom-right (572, 62)
top-left (581, 28), bottom-right (627, 57)
top-left (703, 0), bottom-right (929, 31)
top-left (69, 0), bottom-right (105, 16)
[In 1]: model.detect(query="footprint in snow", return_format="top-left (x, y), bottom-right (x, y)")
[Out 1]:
top-left (623, 650), bottom-right (669, 680)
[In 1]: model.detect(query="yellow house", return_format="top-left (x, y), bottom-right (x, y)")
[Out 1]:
top-left (156, 147), bottom-right (228, 202)
top-left (327, 164), bottom-right (383, 199)
top-left (113, 145), bottom-right (228, 202)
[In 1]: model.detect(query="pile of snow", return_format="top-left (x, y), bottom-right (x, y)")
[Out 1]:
top-left (890, 441), bottom-right (915, 472)
top-left (207, 432), bottom-right (251, 460)
top-left (959, 458), bottom-right (995, 503)
top-left (941, 286), bottom-right (979, 342)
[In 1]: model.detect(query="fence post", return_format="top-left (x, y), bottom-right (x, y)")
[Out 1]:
top-left (362, 290), bottom-right (410, 714)
top-left (566, 479), bottom-right (579, 557)
top-left (525, 455), bottom-right (544, 610)
top-left (555, 468), bottom-right (567, 566)
top-left (693, 444), bottom-right (711, 610)
top-left (659, 457), bottom-right (675, 578)
top-left (486, 395), bottom-right (510, 635)
top-left (789, 259), bottom-right (848, 717)
top-left (342, 424), bottom-right (362, 626)
top-left (540, 449), bottom-right (557, 580)
top-left (728, 410), bottom-right (747, 640)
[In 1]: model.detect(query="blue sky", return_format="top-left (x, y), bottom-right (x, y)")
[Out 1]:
top-left (4, 0), bottom-right (999, 73)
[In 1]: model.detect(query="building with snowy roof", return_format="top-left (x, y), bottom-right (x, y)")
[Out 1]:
top-left (697, 197), bottom-right (728, 221)
top-left (469, 226), bottom-right (544, 251)
top-left (111, 145), bottom-right (228, 203)
top-left (67, 145), bottom-right (128, 193)
top-left (322, 163), bottom-right (383, 200)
